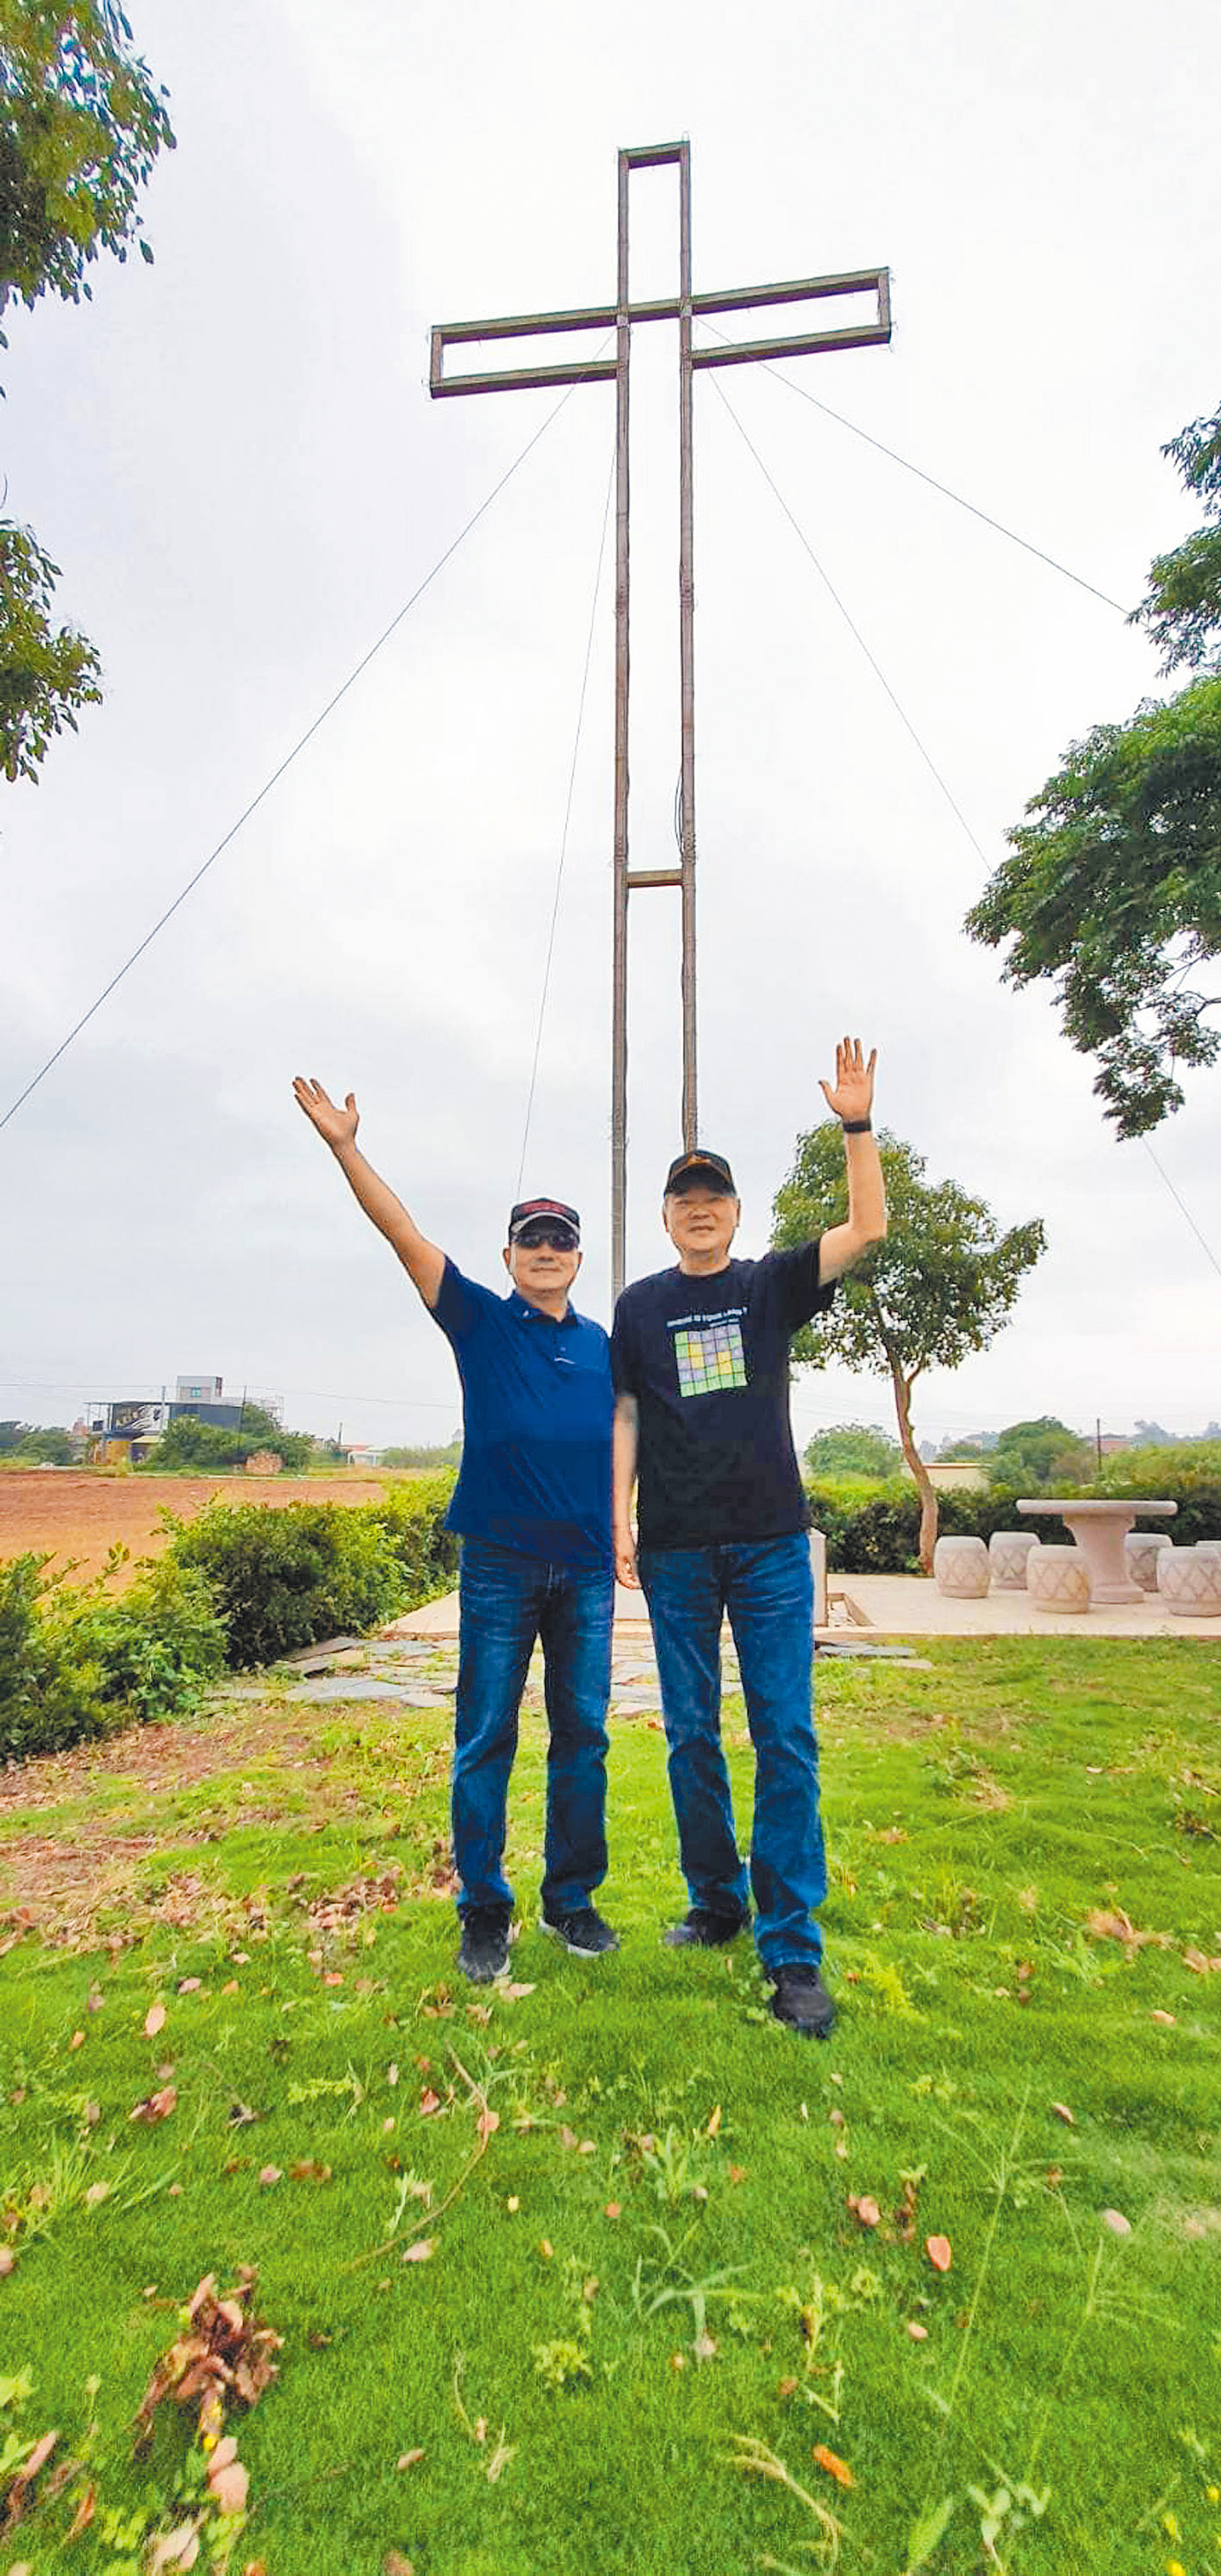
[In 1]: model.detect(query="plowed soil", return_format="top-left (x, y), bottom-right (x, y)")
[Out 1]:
top-left (0, 1469), bottom-right (390, 1584)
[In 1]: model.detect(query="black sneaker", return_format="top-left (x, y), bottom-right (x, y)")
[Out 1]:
top-left (539, 1906), bottom-right (620, 1957)
top-left (663, 1906), bottom-right (751, 1950)
top-left (769, 1963), bottom-right (836, 2038)
top-left (458, 1905), bottom-right (511, 1984)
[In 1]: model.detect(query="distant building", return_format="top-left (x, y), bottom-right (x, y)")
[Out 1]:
top-left (84, 1374), bottom-right (280, 1460)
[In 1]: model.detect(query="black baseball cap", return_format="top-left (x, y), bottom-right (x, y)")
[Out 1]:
top-left (508, 1196), bottom-right (581, 1245)
top-left (663, 1148), bottom-right (737, 1197)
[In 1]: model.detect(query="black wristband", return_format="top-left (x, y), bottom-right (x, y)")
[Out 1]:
top-left (841, 1117), bottom-right (872, 1135)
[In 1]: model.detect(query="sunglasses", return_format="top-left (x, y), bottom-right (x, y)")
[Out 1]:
top-left (514, 1224), bottom-right (578, 1251)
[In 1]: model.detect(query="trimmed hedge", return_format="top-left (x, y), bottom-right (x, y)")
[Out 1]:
top-left (1, 1550), bottom-right (227, 1765)
top-left (165, 1475), bottom-right (459, 1670)
top-left (805, 1471), bottom-right (1221, 1572)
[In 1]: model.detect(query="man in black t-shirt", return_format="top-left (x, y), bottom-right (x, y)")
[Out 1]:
top-left (610, 1038), bottom-right (887, 2038)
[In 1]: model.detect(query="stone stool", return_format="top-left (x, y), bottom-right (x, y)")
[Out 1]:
top-left (989, 1529), bottom-right (1039, 1590)
top-left (933, 1535), bottom-right (990, 1598)
top-left (1157, 1546), bottom-right (1221, 1618)
top-left (1026, 1544), bottom-right (1092, 1613)
top-left (1124, 1530), bottom-right (1173, 1591)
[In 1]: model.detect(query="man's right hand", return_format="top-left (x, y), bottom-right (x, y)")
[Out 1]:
top-left (614, 1530), bottom-right (640, 1589)
top-left (293, 1076), bottom-right (358, 1154)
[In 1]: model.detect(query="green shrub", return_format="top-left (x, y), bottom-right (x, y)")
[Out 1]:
top-left (364, 1472), bottom-right (459, 1598)
top-left (805, 1460), bottom-right (1221, 1573)
top-left (165, 1500), bottom-right (408, 1668)
top-left (51, 1552), bottom-right (227, 1723)
top-left (0, 1553), bottom-right (105, 1764)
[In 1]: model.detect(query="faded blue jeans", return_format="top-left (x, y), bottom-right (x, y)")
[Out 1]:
top-left (452, 1537), bottom-right (614, 1920)
top-left (638, 1532), bottom-right (825, 1973)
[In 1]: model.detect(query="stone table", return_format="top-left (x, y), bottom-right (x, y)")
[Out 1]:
top-left (1016, 1497), bottom-right (1177, 1604)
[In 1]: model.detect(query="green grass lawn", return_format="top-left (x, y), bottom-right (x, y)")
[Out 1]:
top-left (1, 1640), bottom-right (1219, 2576)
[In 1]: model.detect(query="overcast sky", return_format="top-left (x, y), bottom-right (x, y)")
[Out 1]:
top-left (2, 0), bottom-right (1218, 1453)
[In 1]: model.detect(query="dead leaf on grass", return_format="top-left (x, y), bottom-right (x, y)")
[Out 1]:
top-left (848, 2194), bottom-right (881, 2229)
top-left (289, 2160), bottom-right (332, 2183)
top-left (383, 2555), bottom-right (414, 2576)
top-left (1183, 1948), bottom-right (1221, 1975)
top-left (134, 2269), bottom-right (281, 2454)
top-left (812, 2443), bottom-right (854, 2488)
top-left (0, 2248), bottom-right (16, 2276)
top-left (258, 2167), bottom-right (282, 2189)
top-left (1051, 2102), bottom-right (1075, 2126)
top-left (402, 2240), bottom-right (433, 2263)
top-left (396, 2449), bottom-right (425, 2471)
top-left (925, 2235), bottom-right (952, 2272)
top-left (1084, 1908), bottom-right (1169, 1952)
top-left (129, 2086), bottom-right (178, 2124)
top-left (144, 2001), bottom-right (167, 2038)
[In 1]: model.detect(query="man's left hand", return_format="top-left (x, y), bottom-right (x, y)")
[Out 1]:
top-left (819, 1036), bottom-right (877, 1126)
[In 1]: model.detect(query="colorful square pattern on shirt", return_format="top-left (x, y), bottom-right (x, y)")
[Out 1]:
top-left (673, 1317), bottom-right (747, 1397)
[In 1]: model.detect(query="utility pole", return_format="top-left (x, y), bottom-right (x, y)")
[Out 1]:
top-left (431, 144), bottom-right (891, 1295)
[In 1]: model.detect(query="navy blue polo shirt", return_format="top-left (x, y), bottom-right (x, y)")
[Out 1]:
top-left (433, 1260), bottom-right (614, 1571)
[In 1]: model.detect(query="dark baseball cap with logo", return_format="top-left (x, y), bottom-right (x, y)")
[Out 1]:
top-left (508, 1196), bottom-right (581, 1246)
top-left (663, 1148), bottom-right (738, 1197)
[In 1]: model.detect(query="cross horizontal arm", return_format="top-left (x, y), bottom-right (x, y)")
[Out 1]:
top-left (430, 266), bottom-right (891, 398)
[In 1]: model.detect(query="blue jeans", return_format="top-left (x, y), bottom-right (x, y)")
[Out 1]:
top-left (638, 1532), bottom-right (825, 1973)
top-left (452, 1538), bottom-right (614, 1920)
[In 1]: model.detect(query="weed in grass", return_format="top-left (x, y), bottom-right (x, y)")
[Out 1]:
top-left (727, 2436), bottom-right (846, 2570)
top-left (452, 2351), bottom-right (516, 2480)
top-left (631, 2218), bottom-right (747, 2349)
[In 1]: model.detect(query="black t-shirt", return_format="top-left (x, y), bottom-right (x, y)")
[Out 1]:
top-left (610, 1243), bottom-right (835, 1549)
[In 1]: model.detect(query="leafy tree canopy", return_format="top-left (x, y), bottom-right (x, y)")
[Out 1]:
top-left (773, 1123), bottom-right (1045, 1567)
top-left (0, 1417), bottom-right (73, 1459)
top-left (803, 1422), bottom-right (902, 1480)
top-left (0, 0), bottom-right (173, 314)
top-left (966, 404), bottom-right (1221, 1137)
top-left (988, 1414), bottom-right (1090, 1490)
top-left (0, 520), bottom-right (101, 781)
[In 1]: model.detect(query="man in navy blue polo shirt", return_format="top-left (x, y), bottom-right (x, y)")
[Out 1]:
top-left (294, 1077), bottom-right (617, 1984)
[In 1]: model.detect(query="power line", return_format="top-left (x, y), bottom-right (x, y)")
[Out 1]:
top-left (0, 348), bottom-right (614, 1142)
top-left (1141, 1138), bottom-right (1221, 1279)
top-left (516, 440), bottom-right (616, 1196)
top-left (697, 318), bottom-right (1127, 614)
top-left (707, 369), bottom-right (993, 868)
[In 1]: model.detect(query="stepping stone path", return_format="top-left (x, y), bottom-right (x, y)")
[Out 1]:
top-left (268, 1626), bottom-right (921, 1708)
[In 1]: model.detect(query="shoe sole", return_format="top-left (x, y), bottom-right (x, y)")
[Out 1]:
top-left (662, 1920), bottom-right (750, 1949)
top-left (539, 1917), bottom-right (620, 1957)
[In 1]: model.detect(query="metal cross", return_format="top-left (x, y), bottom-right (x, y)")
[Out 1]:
top-left (431, 141), bottom-right (891, 1295)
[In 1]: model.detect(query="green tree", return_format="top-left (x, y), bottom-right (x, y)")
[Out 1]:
top-left (0, 1417), bottom-right (72, 1460)
top-left (772, 1124), bottom-right (1045, 1571)
top-left (988, 1415), bottom-right (1090, 1490)
top-left (0, 520), bottom-right (101, 781)
top-left (803, 1422), bottom-right (902, 1480)
top-left (966, 405), bottom-right (1221, 1136)
top-left (1, 0), bottom-right (171, 787)
top-left (0, 0), bottom-right (173, 314)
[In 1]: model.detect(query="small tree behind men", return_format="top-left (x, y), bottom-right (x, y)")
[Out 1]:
top-left (772, 1125), bottom-right (1045, 1571)
top-left (966, 404), bottom-right (1221, 1136)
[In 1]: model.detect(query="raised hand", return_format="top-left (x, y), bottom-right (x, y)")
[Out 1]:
top-left (293, 1076), bottom-right (358, 1153)
top-left (819, 1036), bottom-right (877, 1126)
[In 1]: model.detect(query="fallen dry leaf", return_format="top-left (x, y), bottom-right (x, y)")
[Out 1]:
top-left (925, 2236), bottom-right (952, 2272)
top-left (848, 2194), bottom-right (881, 2229)
top-left (778, 2375), bottom-right (800, 2397)
top-left (258, 2167), bottom-right (282, 2189)
top-left (692, 2330), bottom-right (718, 2361)
top-left (813, 2443), bottom-right (854, 2488)
top-left (604, 2202), bottom-right (621, 2219)
top-left (1183, 1948), bottom-right (1221, 1975)
top-left (729, 2164), bottom-right (747, 2184)
top-left (1101, 2208), bottom-right (1132, 2236)
top-left (396, 2449), bottom-right (425, 2471)
top-left (145, 2001), bottom-right (167, 2038)
top-left (129, 2086), bottom-right (178, 2125)
top-left (419, 2090), bottom-right (441, 2118)
top-left (178, 1979), bottom-right (202, 1995)
top-left (559, 2125), bottom-right (579, 2150)
top-left (288, 2160), bottom-right (332, 2183)
top-left (906, 2321), bottom-right (929, 2341)
top-left (1151, 2010), bottom-right (1176, 2026)
top-left (66, 2481), bottom-right (97, 2539)
top-left (146, 2522), bottom-right (200, 2573)
top-left (707, 2105), bottom-right (722, 2137)
top-left (1051, 2102), bottom-right (1075, 2126)
top-left (477, 2109), bottom-right (499, 2143)
top-left (0, 2247), bottom-right (17, 2276)
top-left (69, 2031), bottom-right (84, 2050)
top-left (84, 2182), bottom-right (110, 2208)
top-left (383, 2555), bottom-right (414, 2576)
top-left (502, 1981), bottom-right (535, 1999)
top-left (402, 2240), bottom-right (433, 2263)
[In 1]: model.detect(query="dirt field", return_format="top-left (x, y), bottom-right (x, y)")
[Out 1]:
top-left (0, 1469), bottom-right (392, 1584)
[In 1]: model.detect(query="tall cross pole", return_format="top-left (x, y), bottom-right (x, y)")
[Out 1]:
top-left (431, 142), bottom-right (891, 1297)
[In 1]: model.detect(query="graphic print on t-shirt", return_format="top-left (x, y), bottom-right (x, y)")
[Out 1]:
top-left (672, 1313), bottom-right (747, 1397)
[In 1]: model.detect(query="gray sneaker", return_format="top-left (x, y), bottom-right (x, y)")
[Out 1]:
top-left (540, 1906), bottom-right (620, 1957)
